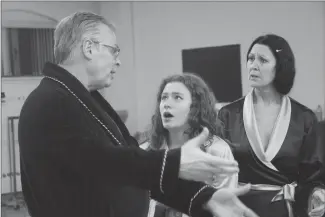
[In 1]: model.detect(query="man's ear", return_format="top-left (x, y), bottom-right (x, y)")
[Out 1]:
top-left (82, 39), bottom-right (93, 60)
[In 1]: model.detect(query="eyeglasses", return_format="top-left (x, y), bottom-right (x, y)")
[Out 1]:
top-left (92, 40), bottom-right (120, 57)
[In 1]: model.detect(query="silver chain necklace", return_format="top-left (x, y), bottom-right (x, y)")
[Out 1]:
top-left (45, 76), bottom-right (122, 146)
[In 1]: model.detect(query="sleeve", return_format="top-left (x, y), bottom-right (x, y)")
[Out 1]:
top-left (297, 112), bottom-right (324, 183)
top-left (150, 179), bottom-right (216, 217)
top-left (38, 93), bottom-right (181, 195)
top-left (140, 141), bottom-right (151, 150)
top-left (147, 199), bottom-right (157, 217)
top-left (294, 112), bottom-right (325, 216)
top-left (317, 121), bottom-right (325, 185)
top-left (205, 136), bottom-right (238, 189)
top-left (141, 143), bottom-right (216, 217)
top-left (217, 107), bottom-right (233, 145)
top-left (217, 107), bottom-right (228, 139)
top-left (218, 143), bottom-right (238, 189)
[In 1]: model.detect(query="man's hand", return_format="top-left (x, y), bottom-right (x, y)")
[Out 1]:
top-left (205, 184), bottom-right (259, 217)
top-left (309, 188), bottom-right (325, 217)
top-left (179, 127), bottom-right (239, 183)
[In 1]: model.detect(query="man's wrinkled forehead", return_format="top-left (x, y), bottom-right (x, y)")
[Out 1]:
top-left (97, 24), bottom-right (117, 44)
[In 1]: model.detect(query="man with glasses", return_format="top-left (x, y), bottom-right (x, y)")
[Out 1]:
top-left (92, 40), bottom-right (120, 56)
top-left (18, 11), bottom-right (258, 217)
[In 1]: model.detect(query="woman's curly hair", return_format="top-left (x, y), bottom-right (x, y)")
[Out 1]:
top-left (149, 73), bottom-right (222, 150)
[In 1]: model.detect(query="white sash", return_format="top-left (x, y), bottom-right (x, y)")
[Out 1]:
top-left (243, 89), bottom-right (291, 171)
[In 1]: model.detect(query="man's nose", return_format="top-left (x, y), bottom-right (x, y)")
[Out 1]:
top-left (116, 58), bottom-right (121, 67)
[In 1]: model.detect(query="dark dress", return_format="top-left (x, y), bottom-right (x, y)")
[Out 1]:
top-left (218, 95), bottom-right (325, 217)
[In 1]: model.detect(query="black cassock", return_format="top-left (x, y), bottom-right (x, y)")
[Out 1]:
top-left (218, 91), bottom-right (324, 217)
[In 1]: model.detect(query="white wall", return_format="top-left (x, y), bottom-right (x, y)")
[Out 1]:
top-left (2, 1), bottom-right (324, 135)
top-left (125, 1), bottom-right (325, 131)
top-left (2, 1), bottom-right (100, 25)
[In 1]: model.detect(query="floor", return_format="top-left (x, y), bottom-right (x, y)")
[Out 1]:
top-left (1, 193), bottom-right (30, 217)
